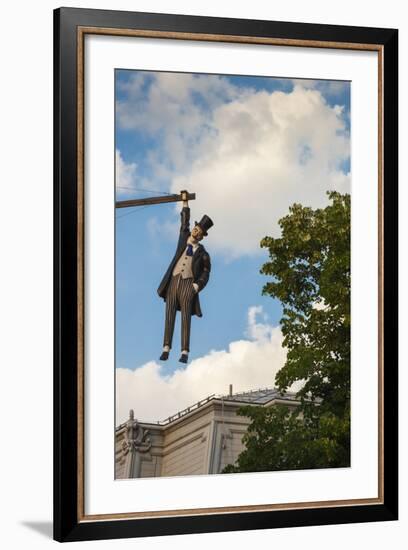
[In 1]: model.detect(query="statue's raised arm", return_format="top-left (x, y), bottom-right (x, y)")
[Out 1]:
top-left (179, 190), bottom-right (190, 236)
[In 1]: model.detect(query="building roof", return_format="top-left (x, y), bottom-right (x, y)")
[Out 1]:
top-left (157, 387), bottom-right (300, 425)
top-left (219, 387), bottom-right (299, 405)
top-left (117, 387), bottom-right (301, 431)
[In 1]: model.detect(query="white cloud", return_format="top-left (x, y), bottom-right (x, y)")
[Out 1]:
top-left (117, 73), bottom-right (243, 177)
top-left (172, 85), bottom-right (350, 258)
top-left (117, 74), bottom-right (350, 258)
top-left (312, 298), bottom-right (328, 311)
top-left (115, 149), bottom-right (137, 194)
top-left (116, 306), bottom-right (287, 424)
top-left (246, 305), bottom-right (272, 341)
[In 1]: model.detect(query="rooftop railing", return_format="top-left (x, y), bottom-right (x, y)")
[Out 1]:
top-left (117, 387), bottom-right (301, 430)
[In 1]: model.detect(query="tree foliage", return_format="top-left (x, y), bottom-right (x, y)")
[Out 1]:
top-left (223, 192), bottom-right (350, 473)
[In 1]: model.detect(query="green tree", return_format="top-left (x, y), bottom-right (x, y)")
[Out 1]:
top-left (223, 191), bottom-right (350, 473)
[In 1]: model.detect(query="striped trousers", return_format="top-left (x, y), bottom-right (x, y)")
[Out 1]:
top-left (163, 274), bottom-right (196, 352)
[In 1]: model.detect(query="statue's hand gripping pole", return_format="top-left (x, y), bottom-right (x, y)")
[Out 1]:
top-left (180, 189), bottom-right (189, 208)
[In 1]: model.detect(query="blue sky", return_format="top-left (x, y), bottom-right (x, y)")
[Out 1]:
top-left (115, 69), bottom-right (350, 422)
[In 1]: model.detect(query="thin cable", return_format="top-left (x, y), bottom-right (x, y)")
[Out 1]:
top-left (115, 204), bottom-right (153, 220)
top-left (116, 186), bottom-right (172, 195)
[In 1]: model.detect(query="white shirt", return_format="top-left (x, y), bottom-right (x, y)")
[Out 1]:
top-left (187, 235), bottom-right (199, 253)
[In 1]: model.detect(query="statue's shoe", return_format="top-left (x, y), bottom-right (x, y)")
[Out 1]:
top-left (159, 351), bottom-right (169, 361)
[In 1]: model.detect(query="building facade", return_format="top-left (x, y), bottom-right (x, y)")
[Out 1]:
top-left (115, 388), bottom-right (301, 479)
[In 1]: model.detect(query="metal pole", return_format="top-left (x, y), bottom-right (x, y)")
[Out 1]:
top-left (116, 191), bottom-right (196, 209)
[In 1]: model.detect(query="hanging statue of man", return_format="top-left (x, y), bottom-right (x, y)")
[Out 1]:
top-left (157, 191), bottom-right (213, 364)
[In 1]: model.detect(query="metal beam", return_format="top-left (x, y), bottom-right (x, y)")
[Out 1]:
top-left (115, 191), bottom-right (196, 209)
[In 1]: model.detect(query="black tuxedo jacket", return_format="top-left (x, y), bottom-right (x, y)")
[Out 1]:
top-left (157, 207), bottom-right (211, 317)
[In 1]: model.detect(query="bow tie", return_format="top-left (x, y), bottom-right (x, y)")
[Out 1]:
top-left (186, 244), bottom-right (194, 256)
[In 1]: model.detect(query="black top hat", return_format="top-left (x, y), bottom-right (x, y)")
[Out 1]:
top-left (194, 215), bottom-right (214, 236)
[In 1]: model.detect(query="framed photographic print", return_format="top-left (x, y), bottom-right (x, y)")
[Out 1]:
top-left (53, 7), bottom-right (398, 542)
